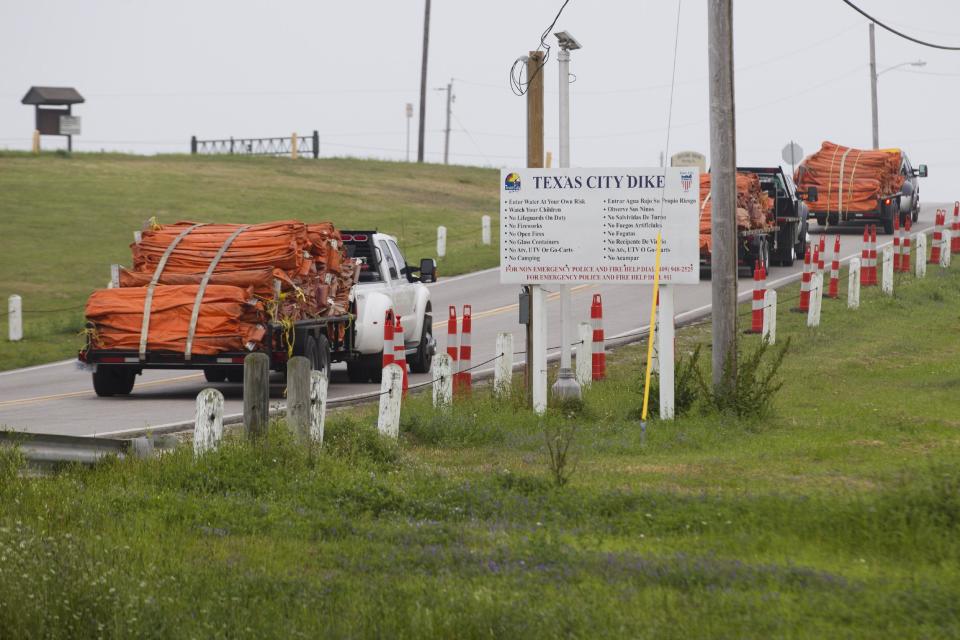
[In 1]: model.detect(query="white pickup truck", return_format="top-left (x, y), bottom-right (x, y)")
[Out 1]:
top-left (342, 230), bottom-right (437, 383)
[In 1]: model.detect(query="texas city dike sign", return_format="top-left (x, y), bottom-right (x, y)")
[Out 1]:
top-left (500, 167), bottom-right (699, 285)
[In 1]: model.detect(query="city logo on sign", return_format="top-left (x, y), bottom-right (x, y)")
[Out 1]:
top-left (504, 172), bottom-right (521, 191)
top-left (680, 171), bottom-right (693, 192)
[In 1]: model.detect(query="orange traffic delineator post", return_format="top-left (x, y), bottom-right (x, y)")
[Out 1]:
top-left (828, 235), bottom-right (841, 298)
top-left (382, 309), bottom-right (395, 369)
top-left (746, 260), bottom-right (765, 333)
top-left (867, 225), bottom-right (879, 286)
top-left (590, 294), bottom-right (606, 381)
top-left (393, 314), bottom-right (409, 395)
top-left (952, 201), bottom-right (960, 254)
top-left (454, 305), bottom-right (472, 394)
top-left (929, 210), bottom-right (944, 265)
top-left (892, 214), bottom-right (902, 272)
top-left (860, 227), bottom-right (870, 285)
top-left (793, 245), bottom-right (813, 313)
top-left (900, 218), bottom-right (913, 274)
top-left (447, 305), bottom-right (459, 377)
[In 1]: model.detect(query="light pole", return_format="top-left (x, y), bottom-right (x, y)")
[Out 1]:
top-left (552, 30), bottom-right (582, 403)
top-left (869, 23), bottom-right (925, 149)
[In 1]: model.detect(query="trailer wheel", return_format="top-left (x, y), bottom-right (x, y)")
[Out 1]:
top-left (347, 353), bottom-right (380, 383)
top-left (204, 367), bottom-right (227, 383)
top-left (92, 366), bottom-right (136, 397)
top-left (225, 369), bottom-right (244, 383)
top-left (882, 206), bottom-right (895, 234)
top-left (307, 334), bottom-right (331, 380)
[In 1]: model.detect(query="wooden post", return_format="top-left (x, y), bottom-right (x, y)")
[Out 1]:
top-left (848, 258), bottom-right (861, 309)
top-left (193, 388), bottom-right (224, 456)
top-left (243, 352), bottom-right (270, 440)
top-left (807, 273), bottom-right (823, 327)
top-left (526, 50), bottom-right (546, 413)
top-left (762, 289), bottom-right (777, 344)
top-left (882, 246), bottom-right (894, 295)
top-left (576, 322), bottom-right (592, 387)
top-left (494, 332), bottom-right (513, 397)
top-left (481, 215), bottom-right (491, 245)
top-left (915, 234), bottom-right (927, 278)
top-left (286, 355), bottom-right (311, 441)
top-left (291, 133), bottom-right (299, 160)
top-left (432, 353), bottom-right (452, 407)
top-left (437, 226), bottom-right (447, 257)
top-left (32, 129), bottom-right (40, 154)
top-left (310, 370), bottom-right (328, 444)
top-left (708, 0), bottom-right (738, 393)
top-left (7, 295), bottom-right (22, 342)
top-left (658, 285), bottom-right (676, 420)
top-left (940, 230), bottom-right (952, 268)
top-left (378, 363), bottom-right (404, 438)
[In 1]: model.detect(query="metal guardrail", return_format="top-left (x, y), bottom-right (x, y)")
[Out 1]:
top-left (190, 131), bottom-right (319, 158)
top-left (0, 431), bottom-right (163, 473)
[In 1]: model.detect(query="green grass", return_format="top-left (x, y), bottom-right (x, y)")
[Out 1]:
top-left (2, 260), bottom-right (960, 637)
top-left (0, 151), bottom-right (499, 370)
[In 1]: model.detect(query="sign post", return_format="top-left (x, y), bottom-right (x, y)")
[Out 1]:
top-left (500, 167), bottom-right (699, 416)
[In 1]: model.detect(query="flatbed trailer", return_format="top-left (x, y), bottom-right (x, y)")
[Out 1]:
top-left (809, 193), bottom-right (901, 234)
top-left (79, 312), bottom-right (359, 396)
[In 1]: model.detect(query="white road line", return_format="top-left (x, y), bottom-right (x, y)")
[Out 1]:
top-left (0, 358), bottom-right (75, 378)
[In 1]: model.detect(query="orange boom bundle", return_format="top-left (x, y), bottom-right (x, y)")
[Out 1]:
top-left (84, 219), bottom-right (359, 356)
top-left (698, 172), bottom-right (774, 254)
top-left (795, 141), bottom-right (903, 215)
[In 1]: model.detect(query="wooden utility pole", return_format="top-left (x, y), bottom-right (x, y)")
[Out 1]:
top-left (526, 51), bottom-right (545, 411)
top-left (869, 23), bottom-right (879, 149)
top-left (442, 80), bottom-right (453, 164)
top-left (417, 0), bottom-right (431, 163)
top-left (708, 0), bottom-right (737, 392)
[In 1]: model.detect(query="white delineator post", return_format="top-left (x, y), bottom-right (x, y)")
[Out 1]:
top-left (310, 370), bottom-right (328, 444)
top-left (848, 258), bottom-right (861, 310)
top-left (657, 285), bottom-right (675, 420)
top-left (436, 226), bottom-right (447, 258)
top-left (432, 353), bottom-right (453, 408)
top-left (941, 230), bottom-right (952, 268)
top-left (193, 388), bottom-right (224, 456)
top-left (531, 284), bottom-right (548, 415)
top-left (807, 273), bottom-right (823, 327)
top-left (576, 322), bottom-right (592, 387)
top-left (481, 215), bottom-right (491, 245)
top-left (377, 363), bottom-right (404, 438)
top-left (915, 233), bottom-right (927, 278)
top-left (882, 246), bottom-right (894, 295)
top-left (7, 295), bottom-right (22, 342)
top-left (762, 289), bottom-right (777, 344)
top-left (494, 332), bottom-right (513, 398)
top-left (110, 264), bottom-right (120, 289)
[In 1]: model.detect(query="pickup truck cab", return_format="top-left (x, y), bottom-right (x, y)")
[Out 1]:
top-left (342, 231), bottom-right (437, 383)
top-left (898, 152), bottom-right (928, 224)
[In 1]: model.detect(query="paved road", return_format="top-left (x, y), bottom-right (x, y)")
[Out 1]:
top-left (0, 203), bottom-right (946, 436)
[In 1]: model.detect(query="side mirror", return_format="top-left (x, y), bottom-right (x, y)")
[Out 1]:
top-left (419, 258), bottom-right (437, 283)
top-left (805, 186), bottom-right (818, 203)
top-left (917, 164), bottom-right (928, 178)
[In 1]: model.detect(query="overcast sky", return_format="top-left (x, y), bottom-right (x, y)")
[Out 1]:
top-left (2, 0), bottom-right (959, 198)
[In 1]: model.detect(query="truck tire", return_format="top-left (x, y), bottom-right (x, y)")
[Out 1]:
top-left (92, 366), bottom-right (136, 397)
top-left (774, 224), bottom-right (795, 267)
top-left (225, 369), bottom-right (244, 383)
top-left (882, 205), bottom-right (895, 235)
top-left (204, 367), bottom-right (227, 383)
top-left (408, 309), bottom-right (433, 374)
top-left (795, 221), bottom-right (809, 261)
top-left (347, 353), bottom-right (381, 383)
top-left (816, 215), bottom-right (827, 227)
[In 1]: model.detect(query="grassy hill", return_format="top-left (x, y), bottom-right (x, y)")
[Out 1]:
top-left (0, 151), bottom-right (499, 370)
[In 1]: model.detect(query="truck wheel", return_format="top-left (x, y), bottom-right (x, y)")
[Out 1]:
top-left (225, 369), bottom-right (244, 383)
top-left (347, 353), bottom-right (381, 383)
top-left (204, 367), bottom-right (227, 383)
top-left (882, 207), bottom-right (894, 234)
top-left (408, 314), bottom-right (433, 374)
top-left (912, 204), bottom-right (919, 223)
top-left (92, 366), bottom-right (136, 397)
top-left (795, 222), bottom-right (809, 262)
top-left (816, 215), bottom-right (826, 227)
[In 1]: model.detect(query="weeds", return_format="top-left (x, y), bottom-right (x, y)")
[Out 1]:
top-left (543, 420), bottom-right (578, 487)
top-left (697, 337), bottom-right (790, 418)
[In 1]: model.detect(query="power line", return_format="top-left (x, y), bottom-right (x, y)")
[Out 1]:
top-left (509, 0), bottom-right (572, 96)
top-left (839, 0), bottom-right (960, 50)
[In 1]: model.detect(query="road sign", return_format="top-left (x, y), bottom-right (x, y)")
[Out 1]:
top-left (59, 115), bottom-right (81, 135)
top-left (782, 141), bottom-right (803, 167)
top-left (670, 150), bottom-right (706, 173)
top-left (499, 167), bottom-right (700, 285)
